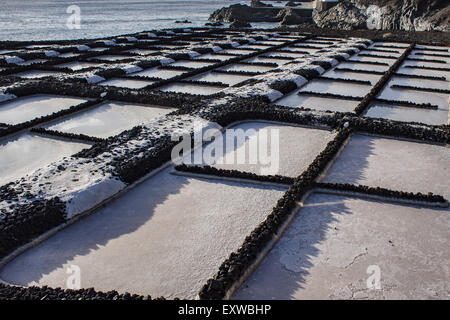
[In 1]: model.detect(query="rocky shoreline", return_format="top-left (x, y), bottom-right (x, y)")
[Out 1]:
top-left (209, 0), bottom-right (450, 31)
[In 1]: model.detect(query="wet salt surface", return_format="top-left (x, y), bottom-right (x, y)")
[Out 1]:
top-left (266, 51), bottom-right (307, 58)
top-left (358, 49), bottom-right (401, 57)
top-left (58, 52), bottom-right (80, 58)
top-left (17, 59), bottom-right (47, 66)
top-left (299, 79), bottom-right (372, 97)
top-left (170, 60), bottom-right (215, 68)
top-left (187, 121), bottom-right (335, 177)
top-left (55, 61), bottom-right (103, 71)
top-left (0, 94), bottom-right (88, 125)
top-left (388, 76), bottom-right (449, 90)
top-left (217, 63), bottom-right (275, 73)
top-left (130, 67), bottom-right (185, 79)
top-left (322, 68), bottom-right (381, 84)
top-left (99, 78), bottom-right (154, 89)
top-left (45, 102), bottom-right (175, 138)
top-left (401, 59), bottom-right (450, 69)
top-left (0, 133), bottom-right (90, 186)
top-left (323, 134), bottom-right (450, 199)
top-left (193, 53), bottom-right (237, 61)
top-left (13, 70), bottom-right (65, 79)
top-left (188, 72), bottom-right (250, 86)
top-left (276, 92), bottom-right (359, 112)
top-left (348, 55), bottom-right (395, 66)
top-left (124, 49), bottom-right (158, 55)
top-left (245, 56), bottom-right (291, 66)
top-left (159, 82), bottom-right (224, 95)
top-left (378, 81), bottom-right (448, 109)
top-left (396, 66), bottom-right (450, 80)
top-left (365, 102), bottom-right (449, 126)
top-left (220, 49), bottom-right (257, 55)
top-left (337, 61), bottom-right (389, 72)
top-left (0, 167), bottom-right (286, 299)
top-left (233, 193), bottom-right (450, 300)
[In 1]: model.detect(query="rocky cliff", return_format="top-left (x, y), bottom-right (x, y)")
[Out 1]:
top-left (313, 0), bottom-right (449, 31)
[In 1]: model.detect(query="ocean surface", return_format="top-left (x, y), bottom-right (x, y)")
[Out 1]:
top-left (0, 0), bottom-right (281, 42)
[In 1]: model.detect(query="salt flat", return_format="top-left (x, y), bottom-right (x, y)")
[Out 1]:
top-left (299, 79), bottom-right (372, 97)
top-left (187, 121), bottom-right (335, 177)
top-left (365, 102), bottom-right (449, 126)
top-left (322, 134), bottom-right (450, 199)
top-left (99, 78), bottom-right (154, 89)
top-left (0, 94), bottom-right (88, 125)
top-left (276, 91), bottom-right (359, 112)
top-left (233, 193), bottom-right (450, 300)
top-left (188, 72), bottom-right (250, 86)
top-left (45, 102), bottom-right (175, 138)
top-left (0, 133), bottom-right (89, 186)
top-left (0, 168), bottom-right (286, 299)
top-left (159, 82), bottom-right (224, 95)
top-left (130, 67), bottom-right (185, 79)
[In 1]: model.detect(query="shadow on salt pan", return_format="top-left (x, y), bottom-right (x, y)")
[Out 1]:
top-left (0, 166), bottom-right (286, 299)
top-left (233, 193), bottom-right (450, 300)
top-left (322, 134), bottom-right (450, 200)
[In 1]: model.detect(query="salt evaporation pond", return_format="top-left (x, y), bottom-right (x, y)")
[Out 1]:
top-left (89, 55), bottom-right (131, 62)
top-left (322, 134), bottom-right (450, 199)
top-left (187, 121), bottom-right (335, 177)
top-left (99, 78), bottom-right (154, 89)
top-left (276, 92), bottom-right (359, 113)
top-left (322, 68), bottom-right (382, 84)
top-left (377, 80), bottom-right (448, 109)
top-left (401, 59), bottom-right (450, 69)
top-left (0, 95), bottom-right (88, 125)
top-left (396, 66), bottom-right (450, 80)
top-left (0, 133), bottom-right (90, 186)
top-left (55, 61), bottom-right (102, 71)
top-left (233, 193), bottom-right (450, 300)
top-left (125, 49), bottom-right (158, 56)
top-left (220, 49), bottom-right (257, 55)
top-left (299, 79), bottom-right (372, 97)
top-left (45, 102), bottom-right (175, 139)
top-left (14, 70), bottom-right (65, 79)
top-left (388, 76), bottom-right (449, 90)
top-left (245, 56), bottom-right (291, 66)
top-left (337, 61), bottom-right (389, 72)
top-left (170, 60), bottom-right (215, 69)
top-left (217, 63), bottom-right (275, 73)
top-left (349, 55), bottom-right (395, 66)
top-left (365, 102), bottom-right (449, 126)
top-left (194, 53), bottom-right (237, 61)
top-left (159, 82), bottom-right (223, 95)
top-left (0, 166), bottom-right (286, 299)
top-left (188, 71), bottom-right (250, 86)
top-left (130, 67), bottom-right (185, 79)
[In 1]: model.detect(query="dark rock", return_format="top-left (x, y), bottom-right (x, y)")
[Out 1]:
top-left (251, 0), bottom-right (272, 8)
top-left (230, 20), bottom-right (251, 28)
top-left (313, 0), bottom-right (450, 31)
